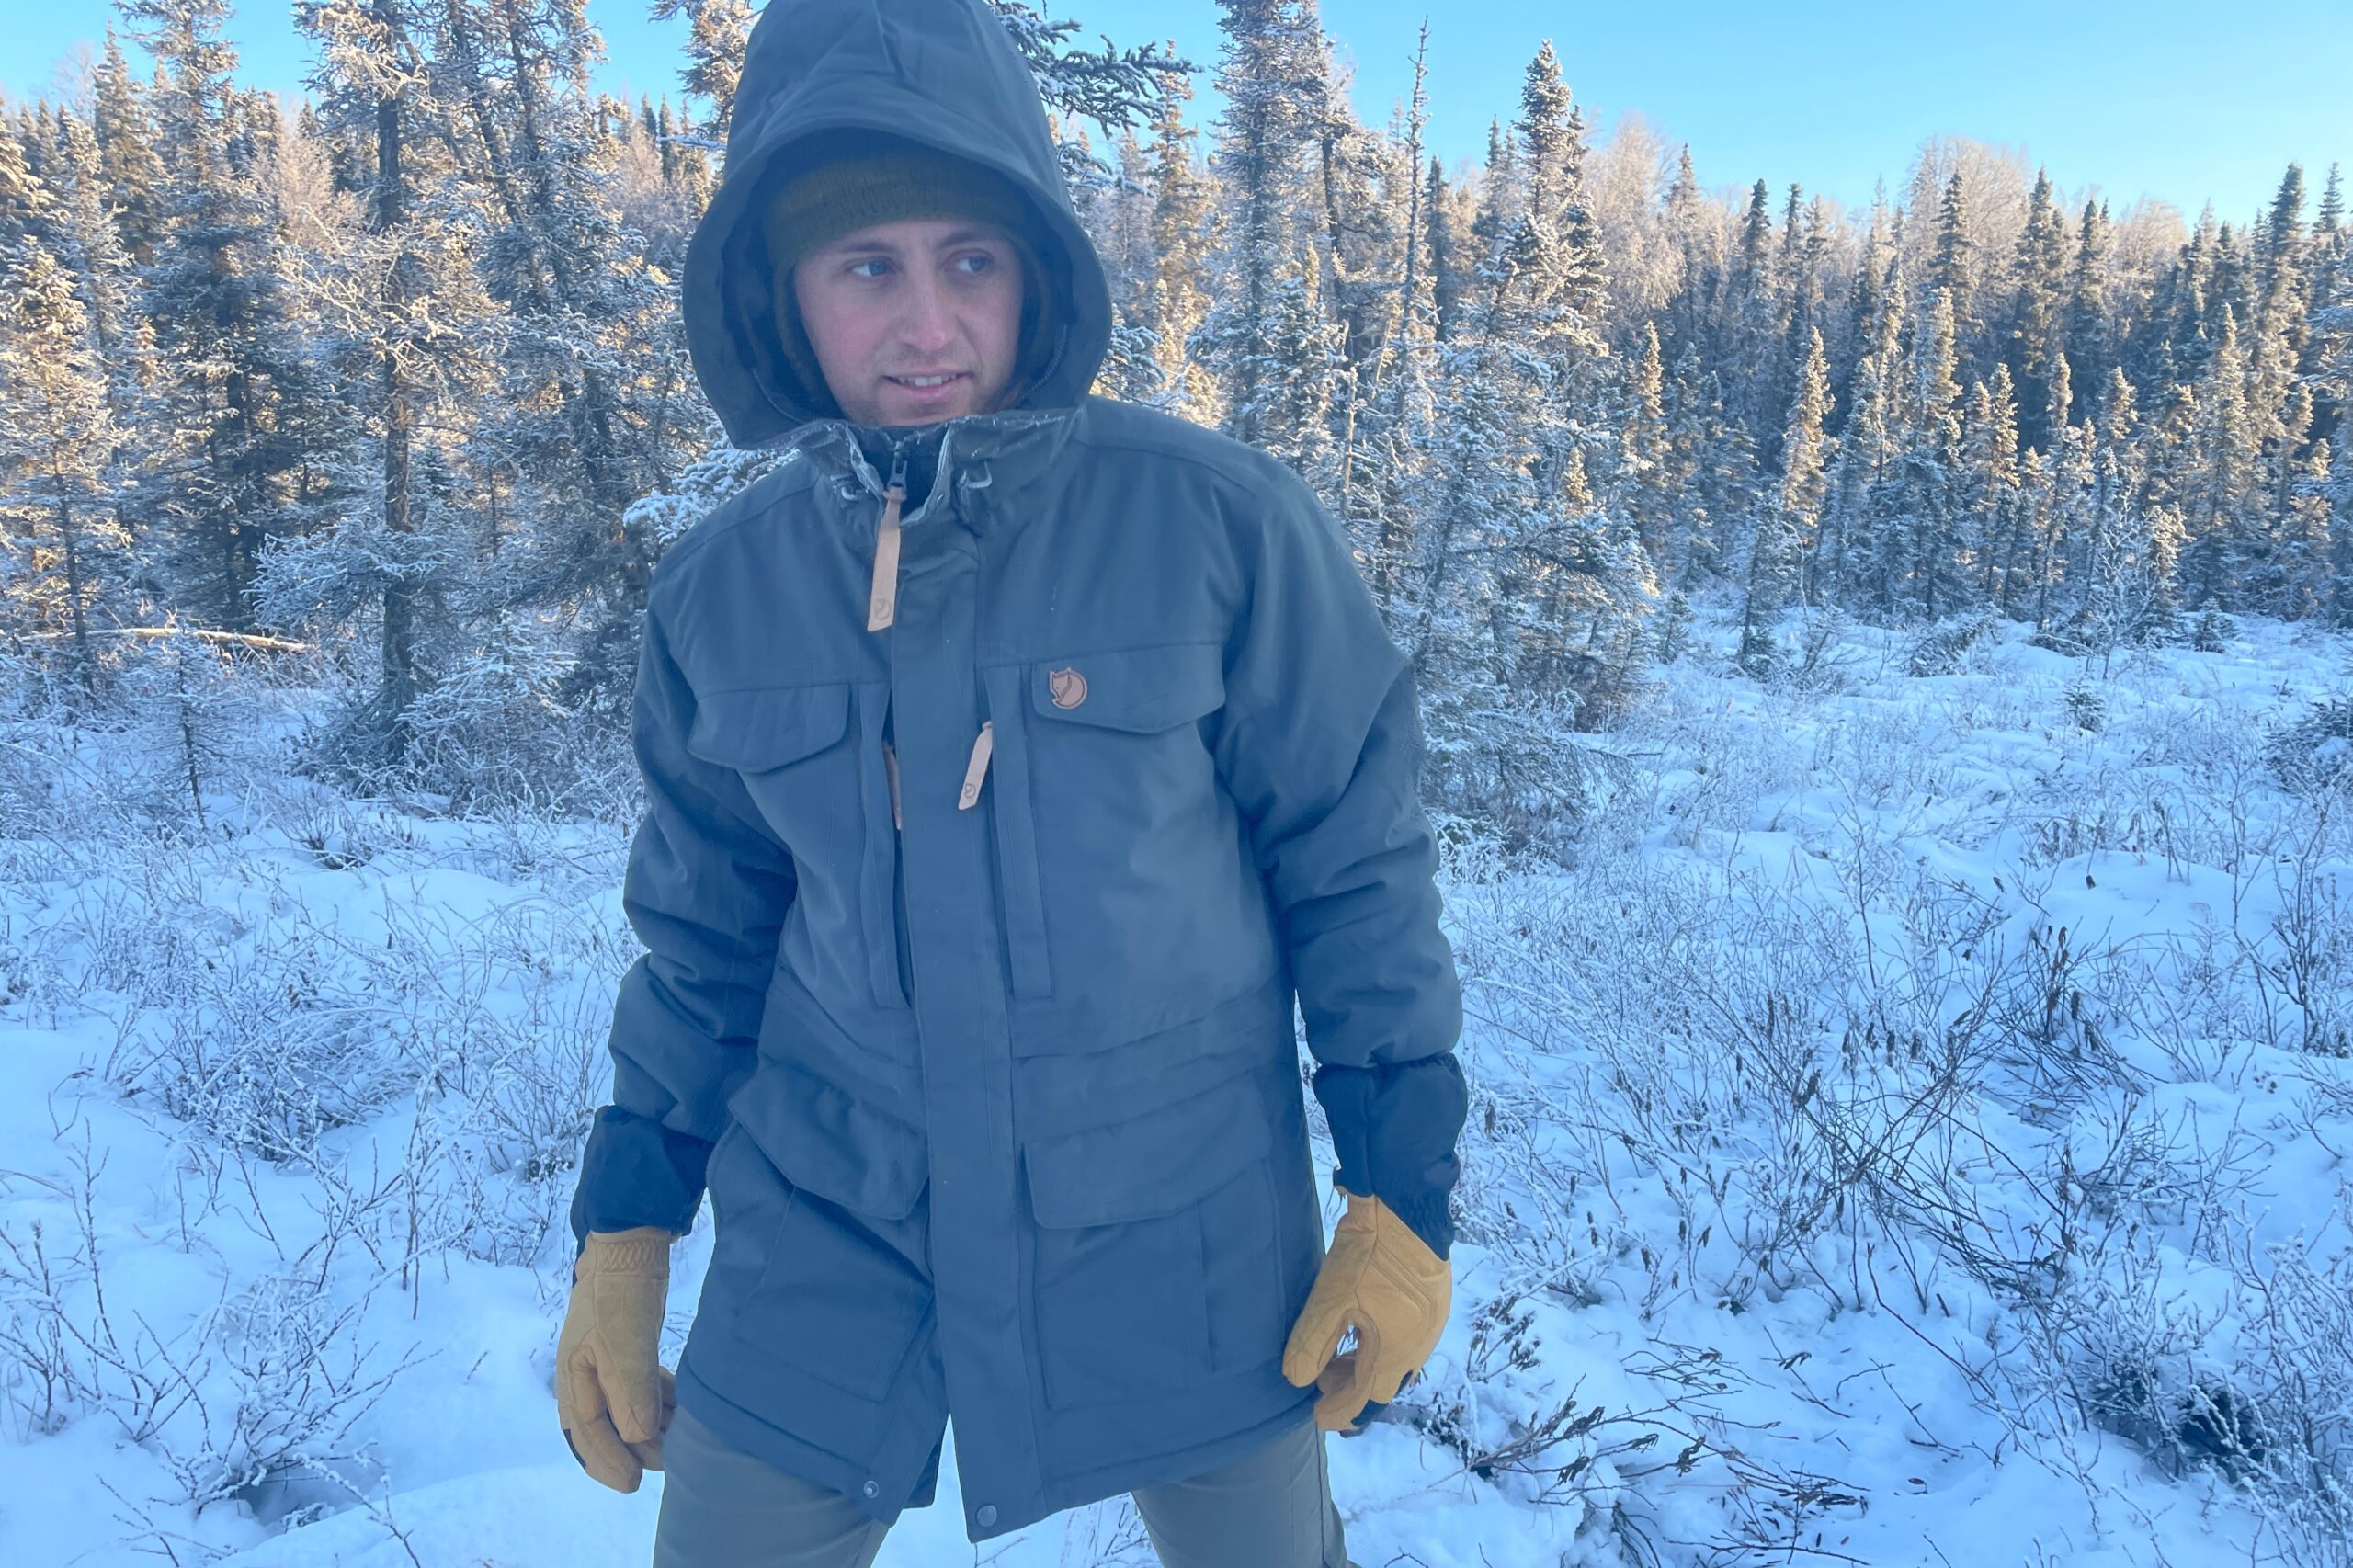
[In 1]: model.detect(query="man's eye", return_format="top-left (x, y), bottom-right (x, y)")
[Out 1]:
top-left (848, 257), bottom-right (892, 279)
top-left (952, 252), bottom-right (997, 276)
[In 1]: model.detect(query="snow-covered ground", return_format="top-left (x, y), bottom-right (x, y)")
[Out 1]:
top-left (4, 608), bottom-right (2350, 1567)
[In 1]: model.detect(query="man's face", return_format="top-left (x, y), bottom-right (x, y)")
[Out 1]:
top-left (791, 217), bottom-right (1025, 426)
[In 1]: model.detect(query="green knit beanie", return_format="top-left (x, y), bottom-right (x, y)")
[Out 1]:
top-left (764, 145), bottom-right (1059, 417)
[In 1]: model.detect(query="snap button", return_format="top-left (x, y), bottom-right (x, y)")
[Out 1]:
top-left (1048, 666), bottom-right (1086, 709)
top-left (862, 1479), bottom-right (880, 1499)
top-left (976, 1504), bottom-right (998, 1528)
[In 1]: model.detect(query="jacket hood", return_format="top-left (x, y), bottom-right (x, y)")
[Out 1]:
top-left (682, 0), bottom-right (1114, 449)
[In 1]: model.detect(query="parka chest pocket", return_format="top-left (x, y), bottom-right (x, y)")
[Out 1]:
top-left (980, 643), bottom-right (1228, 1006)
top-left (1026, 643), bottom-right (1226, 734)
top-left (684, 680), bottom-right (908, 1012)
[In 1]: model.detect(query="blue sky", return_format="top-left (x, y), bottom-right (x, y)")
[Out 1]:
top-left (7, 1), bottom-right (2347, 226)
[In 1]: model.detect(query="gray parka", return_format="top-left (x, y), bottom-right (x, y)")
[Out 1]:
top-left (567, 0), bottom-right (1466, 1542)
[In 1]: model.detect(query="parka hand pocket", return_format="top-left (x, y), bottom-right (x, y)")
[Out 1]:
top-left (1020, 1067), bottom-right (1285, 1410)
top-left (704, 1095), bottom-right (931, 1407)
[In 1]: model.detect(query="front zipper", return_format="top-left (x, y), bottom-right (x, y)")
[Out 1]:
top-left (960, 467), bottom-right (1053, 1003)
top-left (880, 701), bottom-right (914, 1005)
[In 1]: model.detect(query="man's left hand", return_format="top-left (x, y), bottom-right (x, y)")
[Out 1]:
top-left (1281, 1190), bottom-right (1451, 1433)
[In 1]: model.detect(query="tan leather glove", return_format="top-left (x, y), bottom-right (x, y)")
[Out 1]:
top-left (1281, 1190), bottom-right (1451, 1433)
top-left (556, 1227), bottom-right (678, 1492)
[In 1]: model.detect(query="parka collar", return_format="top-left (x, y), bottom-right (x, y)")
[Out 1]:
top-left (789, 404), bottom-right (1084, 530)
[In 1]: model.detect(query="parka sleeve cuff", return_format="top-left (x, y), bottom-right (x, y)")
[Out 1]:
top-left (568, 1104), bottom-right (714, 1255)
top-left (1313, 1053), bottom-right (1468, 1260)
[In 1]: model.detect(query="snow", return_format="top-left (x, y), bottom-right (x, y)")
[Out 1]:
top-left (3, 609), bottom-right (2350, 1566)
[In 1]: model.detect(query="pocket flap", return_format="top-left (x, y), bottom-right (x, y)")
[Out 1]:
top-left (729, 1058), bottom-right (930, 1221)
top-left (1023, 1067), bottom-right (1272, 1228)
top-left (686, 684), bottom-right (851, 771)
top-left (1029, 643), bottom-right (1225, 734)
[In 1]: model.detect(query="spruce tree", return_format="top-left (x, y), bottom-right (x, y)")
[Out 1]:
top-left (2146, 209), bottom-right (2220, 387)
top-left (1617, 321), bottom-right (1677, 573)
top-left (2314, 240), bottom-right (2352, 620)
top-left (1965, 367), bottom-right (2020, 608)
top-left (651, 0), bottom-right (755, 141)
top-left (2037, 357), bottom-right (2093, 628)
top-left (1303, 53), bottom-right (1404, 381)
top-left (1336, 22), bottom-right (1435, 595)
top-left (1403, 327), bottom-right (1536, 759)
top-left (287, 0), bottom-right (497, 762)
top-left (1780, 329), bottom-right (1837, 578)
top-left (1824, 256), bottom-right (1909, 615)
top-left (2010, 168), bottom-right (2071, 450)
top-left (2179, 307), bottom-right (2258, 608)
top-left (2064, 199), bottom-right (2114, 403)
top-left (1904, 286), bottom-right (1969, 618)
top-left (2329, 432), bottom-right (2353, 629)
top-left (1469, 40), bottom-right (1608, 540)
top-left (1142, 69), bottom-right (1219, 421)
top-left (2277, 432), bottom-right (2334, 619)
top-left (129, 0), bottom-right (341, 631)
top-left (428, 0), bottom-right (694, 700)
top-left (1722, 178), bottom-right (1779, 440)
top-left (0, 238), bottom-right (129, 692)
top-left (2009, 446), bottom-right (2053, 627)
top-left (0, 119), bottom-right (49, 255)
top-left (1929, 172), bottom-right (1976, 354)
top-left (1204, 0), bottom-right (1332, 466)
top-left (2140, 376), bottom-right (2201, 613)
top-left (1658, 144), bottom-right (1711, 358)
top-left (2078, 368), bottom-right (2163, 649)
top-left (46, 109), bottom-right (152, 424)
top-left (2249, 165), bottom-right (2314, 540)
top-left (1771, 192), bottom-right (1833, 467)
top-left (1469, 116), bottom-right (1518, 304)
top-left (1506, 40), bottom-right (1604, 333)
top-left (2205, 219), bottom-right (2253, 349)
top-left (90, 29), bottom-right (165, 266)
top-left (1425, 155), bottom-right (1463, 343)
top-left (1739, 326), bottom-right (1832, 670)
top-left (1074, 125), bottom-right (1162, 404)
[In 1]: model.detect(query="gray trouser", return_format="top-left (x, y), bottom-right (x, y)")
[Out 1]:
top-left (652, 1405), bottom-right (1351, 1568)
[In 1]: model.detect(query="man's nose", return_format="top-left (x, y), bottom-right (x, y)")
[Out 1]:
top-left (894, 268), bottom-right (957, 356)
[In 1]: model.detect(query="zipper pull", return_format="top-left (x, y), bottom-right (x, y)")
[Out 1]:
top-left (957, 722), bottom-right (994, 811)
top-left (867, 451), bottom-right (909, 632)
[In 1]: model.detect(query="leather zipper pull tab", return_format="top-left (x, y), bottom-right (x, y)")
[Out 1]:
top-left (867, 453), bottom-right (909, 632)
top-left (957, 722), bottom-right (994, 811)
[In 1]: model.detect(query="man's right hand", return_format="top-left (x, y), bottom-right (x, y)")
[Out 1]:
top-left (556, 1226), bottom-right (678, 1492)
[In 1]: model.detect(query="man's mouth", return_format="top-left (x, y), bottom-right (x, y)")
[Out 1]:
top-left (887, 372), bottom-right (966, 390)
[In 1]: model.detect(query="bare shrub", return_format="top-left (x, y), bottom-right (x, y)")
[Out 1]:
top-left (1904, 610), bottom-right (2001, 676)
top-left (0, 1142), bottom-right (414, 1506)
top-left (2266, 696), bottom-right (2353, 795)
top-left (104, 921), bottom-right (407, 1165)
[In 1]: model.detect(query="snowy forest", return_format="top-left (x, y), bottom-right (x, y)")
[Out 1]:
top-left (5, 2), bottom-right (2353, 1566)
top-left (1, 0), bottom-right (2347, 823)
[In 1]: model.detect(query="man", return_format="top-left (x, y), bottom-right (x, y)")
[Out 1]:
top-left (555, 2), bottom-right (1466, 1563)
